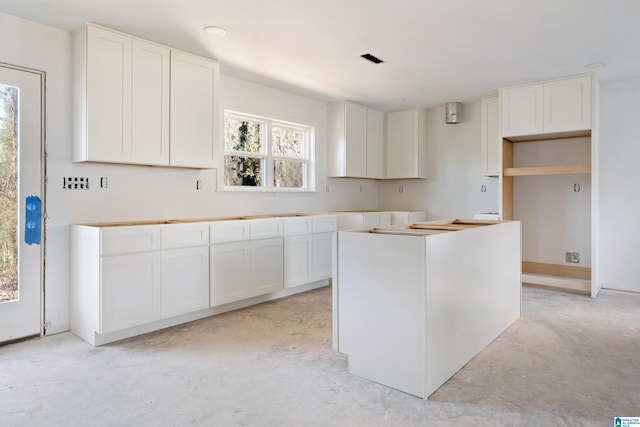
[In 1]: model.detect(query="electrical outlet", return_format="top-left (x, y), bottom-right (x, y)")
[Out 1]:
top-left (399, 186), bottom-right (404, 193)
top-left (359, 186), bottom-right (363, 193)
top-left (63, 177), bottom-right (89, 190)
top-left (565, 252), bottom-right (580, 263)
top-left (196, 180), bottom-right (203, 190)
top-left (100, 177), bottom-right (108, 188)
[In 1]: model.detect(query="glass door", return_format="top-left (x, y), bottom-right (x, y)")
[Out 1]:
top-left (0, 63), bottom-right (44, 343)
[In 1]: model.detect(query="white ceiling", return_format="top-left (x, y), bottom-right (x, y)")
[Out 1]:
top-left (2, 0), bottom-right (639, 110)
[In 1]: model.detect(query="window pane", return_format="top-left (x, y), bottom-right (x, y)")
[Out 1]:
top-left (0, 84), bottom-right (18, 303)
top-left (224, 118), bottom-right (262, 153)
top-left (224, 155), bottom-right (262, 186)
top-left (271, 125), bottom-right (304, 158)
top-left (274, 159), bottom-right (305, 188)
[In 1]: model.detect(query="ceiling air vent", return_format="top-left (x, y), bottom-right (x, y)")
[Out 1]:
top-left (360, 53), bottom-right (384, 64)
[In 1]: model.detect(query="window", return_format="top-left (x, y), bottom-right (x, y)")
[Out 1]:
top-left (223, 111), bottom-right (314, 190)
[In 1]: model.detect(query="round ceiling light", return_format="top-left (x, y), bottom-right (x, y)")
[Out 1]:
top-left (203, 26), bottom-right (227, 36)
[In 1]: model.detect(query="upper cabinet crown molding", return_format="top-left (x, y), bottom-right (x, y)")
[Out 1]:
top-left (500, 75), bottom-right (592, 139)
top-left (74, 24), bottom-right (219, 169)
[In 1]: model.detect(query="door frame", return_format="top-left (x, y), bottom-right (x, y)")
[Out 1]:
top-left (0, 61), bottom-right (46, 341)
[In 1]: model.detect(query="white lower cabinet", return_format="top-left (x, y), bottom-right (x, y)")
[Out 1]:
top-left (210, 241), bottom-right (251, 306)
top-left (210, 237), bottom-right (284, 306)
top-left (250, 238), bottom-right (284, 296)
top-left (284, 215), bottom-right (336, 288)
top-left (72, 215), bottom-right (334, 346)
top-left (161, 246), bottom-right (209, 318)
top-left (101, 251), bottom-right (162, 333)
top-left (284, 235), bottom-right (313, 288)
top-left (312, 233), bottom-right (333, 281)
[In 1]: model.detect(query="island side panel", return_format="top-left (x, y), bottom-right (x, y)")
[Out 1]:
top-left (423, 221), bottom-right (521, 398)
top-left (337, 230), bottom-right (427, 398)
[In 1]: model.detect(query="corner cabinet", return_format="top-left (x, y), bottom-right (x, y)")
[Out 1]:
top-left (74, 24), bottom-right (219, 169)
top-left (386, 107), bottom-right (428, 179)
top-left (501, 75), bottom-right (592, 138)
top-left (328, 101), bottom-right (384, 178)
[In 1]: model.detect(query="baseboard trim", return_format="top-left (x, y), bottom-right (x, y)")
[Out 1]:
top-left (522, 261), bottom-right (591, 280)
top-left (522, 273), bottom-right (590, 294)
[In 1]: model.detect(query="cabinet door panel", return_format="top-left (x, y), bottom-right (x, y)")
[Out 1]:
top-left (366, 108), bottom-right (384, 178)
top-left (312, 233), bottom-right (334, 281)
top-left (344, 102), bottom-right (367, 177)
top-left (210, 242), bottom-right (251, 306)
top-left (86, 26), bottom-right (132, 162)
top-left (251, 238), bottom-right (283, 296)
top-left (170, 51), bottom-right (219, 168)
top-left (386, 108), bottom-right (426, 178)
top-left (543, 76), bottom-right (591, 133)
top-left (101, 252), bottom-right (161, 332)
top-left (284, 235), bottom-right (313, 288)
top-left (501, 84), bottom-right (544, 137)
top-left (132, 39), bottom-right (170, 165)
top-left (162, 246), bottom-right (209, 318)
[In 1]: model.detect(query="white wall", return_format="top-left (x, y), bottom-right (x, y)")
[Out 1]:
top-left (378, 101), bottom-right (499, 218)
top-left (599, 77), bottom-right (640, 292)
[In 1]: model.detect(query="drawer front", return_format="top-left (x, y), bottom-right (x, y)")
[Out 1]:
top-left (335, 214), bottom-right (364, 231)
top-left (101, 226), bottom-right (161, 255)
top-left (284, 217), bottom-right (313, 236)
top-left (162, 223), bottom-right (209, 249)
top-left (209, 220), bottom-right (251, 244)
top-left (251, 218), bottom-right (284, 239)
top-left (312, 215), bottom-right (337, 233)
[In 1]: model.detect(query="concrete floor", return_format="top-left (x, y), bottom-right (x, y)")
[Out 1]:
top-left (1, 285), bottom-right (638, 426)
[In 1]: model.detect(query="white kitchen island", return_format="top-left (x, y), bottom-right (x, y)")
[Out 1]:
top-left (335, 220), bottom-right (521, 399)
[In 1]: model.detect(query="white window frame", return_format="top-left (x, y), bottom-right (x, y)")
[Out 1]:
top-left (223, 111), bottom-right (315, 192)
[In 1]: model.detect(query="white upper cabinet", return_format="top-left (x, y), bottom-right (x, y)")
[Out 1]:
top-left (366, 108), bottom-right (385, 179)
top-left (481, 96), bottom-right (500, 176)
top-left (328, 101), bottom-right (384, 178)
top-left (77, 25), bottom-right (169, 165)
top-left (131, 39), bottom-right (170, 165)
top-left (169, 51), bottom-right (219, 168)
top-left (386, 107), bottom-right (428, 179)
top-left (74, 24), bottom-right (219, 168)
top-left (543, 76), bottom-right (592, 134)
top-left (501, 75), bottom-right (592, 138)
top-left (500, 83), bottom-right (543, 137)
top-left (76, 25), bottom-right (133, 163)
